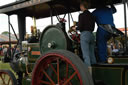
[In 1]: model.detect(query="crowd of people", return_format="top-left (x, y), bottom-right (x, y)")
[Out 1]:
top-left (0, 45), bottom-right (19, 56)
top-left (0, 45), bottom-right (8, 56)
top-left (108, 38), bottom-right (123, 56)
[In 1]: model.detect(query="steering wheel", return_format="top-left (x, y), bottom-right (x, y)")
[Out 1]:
top-left (68, 26), bottom-right (80, 43)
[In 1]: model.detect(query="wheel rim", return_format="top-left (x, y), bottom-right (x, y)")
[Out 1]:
top-left (32, 53), bottom-right (83, 85)
top-left (0, 72), bottom-right (13, 85)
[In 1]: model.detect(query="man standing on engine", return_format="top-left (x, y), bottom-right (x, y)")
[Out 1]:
top-left (72, 1), bottom-right (97, 67)
top-left (92, 0), bottom-right (117, 62)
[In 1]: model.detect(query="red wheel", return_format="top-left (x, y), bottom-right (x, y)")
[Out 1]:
top-left (32, 50), bottom-right (94, 85)
top-left (0, 70), bottom-right (17, 85)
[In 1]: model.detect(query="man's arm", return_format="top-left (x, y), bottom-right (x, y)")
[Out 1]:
top-left (110, 4), bottom-right (117, 14)
top-left (76, 14), bottom-right (83, 30)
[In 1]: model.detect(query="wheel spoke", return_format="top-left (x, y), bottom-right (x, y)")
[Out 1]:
top-left (0, 74), bottom-right (6, 84)
top-left (69, 82), bottom-right (73, 85)
top-left (3, 74), bottom-right (6, 80)
top-left (7, 77), bottom-right (11, 85)
top-left (41, 70), bottom-right (55, 85)
top-left (49, 63), bottom-right (57, 75)
top-left (57, 58), bottom-right (60, 84)
top-left (66, 62), bottom-right (69, 79)
top-left (39, 80), bottom-right (51, 85)
top-left (63, 71), bottom-right (77, 85)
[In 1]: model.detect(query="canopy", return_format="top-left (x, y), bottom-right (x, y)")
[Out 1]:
top-left (0, 0), bottom-right (124, 19)
top-left (0, 34), bottom-right (18, 42)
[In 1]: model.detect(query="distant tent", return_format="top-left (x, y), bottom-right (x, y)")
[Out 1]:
top-left (118, 28), bottom-right (128, 31)
top-left (0, 34), bottom-right (18, 44)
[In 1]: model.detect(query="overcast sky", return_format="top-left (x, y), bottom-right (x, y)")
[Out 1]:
top-left (0, 0), bottom-right (128, 34)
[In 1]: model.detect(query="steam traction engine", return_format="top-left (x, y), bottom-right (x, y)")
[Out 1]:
top-left (1, 21), bottom-right (93, 85)
top-left (0, 0), bottom-right (128, 85)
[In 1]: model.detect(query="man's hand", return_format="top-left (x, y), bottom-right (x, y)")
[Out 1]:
top-left (110, 4), bottom-right (117, 14)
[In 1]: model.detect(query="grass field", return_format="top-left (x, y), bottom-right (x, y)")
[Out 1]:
top-left (0, 61), bottom-right (12, 70)
top-left (0, 56), bottom-right (11, 70)
top-left (0, 56), bottom-right (3, 59)
top-left (0, 56), bottom-right (13, 71)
